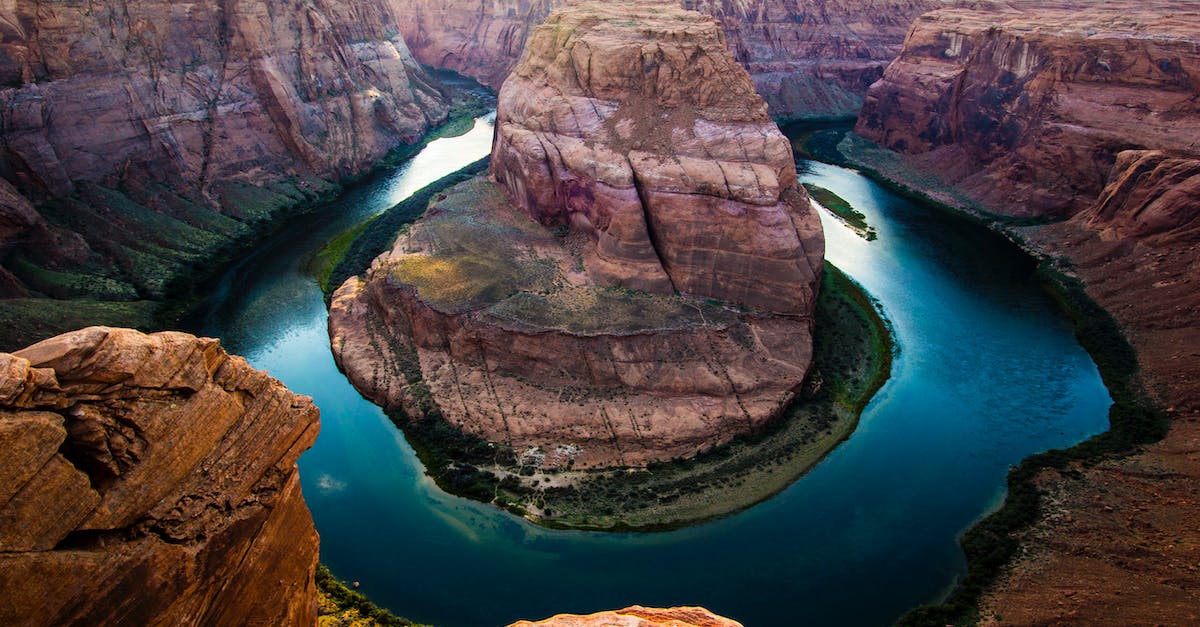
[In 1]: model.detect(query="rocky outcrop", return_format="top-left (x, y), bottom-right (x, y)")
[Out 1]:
top-left (0, 0), bottom-right (450, 345)
top-left (392, 0), bottom-right (943, 120)
top-left (330, 1), bottom-right (823, 470)
top-left (0, 327), bottom-right (321, 626)
top-left (508, 606), bottom-right (743, 627)
top-left (856, 3), bottom-right (1200, 218)
top-left (1083, 150), bottom-right (1200, 244)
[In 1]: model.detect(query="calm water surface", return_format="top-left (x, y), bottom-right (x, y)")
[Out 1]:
top-left (186, 119), bottom-right (1111, 626)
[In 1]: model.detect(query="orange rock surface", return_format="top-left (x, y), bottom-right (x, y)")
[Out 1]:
top-left (0, 327), bottom-right (321, 626)
top-left (509, 605), bottom-right (743, 627)
top-left (330, 1), bottom-right (823, 470)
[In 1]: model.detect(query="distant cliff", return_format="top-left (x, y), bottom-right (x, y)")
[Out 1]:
top-left (0, 0), bottom-right (449, 348)
top-left (0, 327), bottom-right (320, 626)
top-left (392, 0), bottom-right (942, 120)
top-left (856, 4), bottom-right (1200, 218)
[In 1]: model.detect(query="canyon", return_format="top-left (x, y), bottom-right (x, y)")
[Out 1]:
top-left (0, 327), bottom-right (320, 626)
top-left (330, 0), bottom-right (824, 469)
top-left (391, 0), bottom-right (944, 121)
top-left (0, 0), bottom-right (449, 348)
top-left (849, 2), bottom-right (1200, 622)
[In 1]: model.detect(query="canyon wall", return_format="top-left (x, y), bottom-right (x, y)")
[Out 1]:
top-left (0, 327), bottom-right (321, 626)
top-left (856, 4), bottom-right (1200, 218)
top-left (844, 3), bottom-right (1200, 622)
top-left (331, 0), bottom-right (823, 470)
top-left (393, 0), bottom-right (944, 121)
top-left (0, 0), bottom-right (450, 348)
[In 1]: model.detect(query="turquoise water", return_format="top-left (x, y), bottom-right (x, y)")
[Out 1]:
top-left (185, 120), bottom-right (1111, 626)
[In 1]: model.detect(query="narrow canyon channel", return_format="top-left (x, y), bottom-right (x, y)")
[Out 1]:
top-left (184, 114), bottom-right (1111, 626)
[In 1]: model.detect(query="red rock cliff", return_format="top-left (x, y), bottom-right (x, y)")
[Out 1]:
top-left (0, 0), bottom-right (450, 334)
top-left (855, 3), bottom-right (1200, 218)
top-left (392, 0), bottom-right (943, 120)
top-left (0, 327), bottom-right (320, 626)
top-left (509, 605), bottom-right (743, 627)
top-left (330, 0), bottom-right (824, 470)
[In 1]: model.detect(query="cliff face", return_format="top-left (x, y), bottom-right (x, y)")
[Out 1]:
top-left (855, 4), bottom-right (1200, 218)
top-left (0, 0), bottom-right (450, 346)
top-left (0, 327), bottom-right (320, 626)
top-left (843, 3), bottom-right (1200, 623)
top-left (392, 0), bottom-right (943, 120)
top-left (330, 0), bottom-right (823, 470)
top-left (509, 606), bottom-right (743, 627)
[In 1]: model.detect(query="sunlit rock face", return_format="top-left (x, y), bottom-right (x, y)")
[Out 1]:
top-left (856, 3), bottom-right (1200, 219)
top-left (0, 327), bottom-right (321, 626)
top-left (330, 1), bottom-right (824, 470)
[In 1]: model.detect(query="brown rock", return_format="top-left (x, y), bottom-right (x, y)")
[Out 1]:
top-left (856, 3), bottom-right (1200, 218)
top-left (508, 605), bottom-right (744, 627)
top-left (393, 0), bottom-right (944, 120)
top-left (0, 327), bottom-right (320, 626)
top-left (330, 1), bottom-right (823, 470)
top-left (1084, 150), bottom-right (1200, 244)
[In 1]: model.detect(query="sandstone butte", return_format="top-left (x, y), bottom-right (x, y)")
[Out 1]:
top-left (330, 0), bottom-right (824, 469)
top-left (508, 605), bottom-right (743, 627)
top-left (0, 327), bottom-right (321, 626)
top-left (851, 3), bottom-right (1200, 623)
top-left (390, 0), bottom-right (945, 120)
top-left (0, 0), bottom-right (448, 316)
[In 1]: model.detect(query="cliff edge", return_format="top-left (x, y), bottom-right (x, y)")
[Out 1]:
top-left (0, 327), bottom-right (320, 626)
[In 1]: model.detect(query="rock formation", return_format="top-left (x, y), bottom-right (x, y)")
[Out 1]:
top-left (392, 0), bottom-right (944, 120)
top-left (0, 327), bottom-right (321, 626)
top-left (856, 3), bottom-right (1200, 218)
top-left (0, 0), bottom-right (450, 345)
top-left (841, 3), bottom-right (1200, 622)
top-left (508, 606), bottom-right (743, 627)
top-left (330, 0), bottom-right (823, 469)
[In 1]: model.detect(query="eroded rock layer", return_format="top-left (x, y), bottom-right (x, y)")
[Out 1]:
top-left (392, 0), bottom-right (943, 120)
top-left (855, 3), bottom-right (1200, 218)
top-left (0, 327), bottom-right (320, 626)
top-left (330, 1), bottom-right (823, 470)
top-left (0, 0), bottom-right (450, 342)
top-left (508, 605), bottom-right (744, 627)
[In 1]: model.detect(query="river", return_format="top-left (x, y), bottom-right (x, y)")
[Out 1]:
top-left (184, 115), bottom-right (1111, 626)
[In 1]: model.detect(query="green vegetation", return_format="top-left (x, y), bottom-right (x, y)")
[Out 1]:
top-left (802, 182), bottom-right (877, 240)
top-left (315, 565), bottom-right (431, 627)
top-left (384, 263), bottom-right (893, 531)
top-left (320, 159), bottom-right (490, 296)
top-left (0, 299), bottom-right (159, 351)
top-left (792, 124), bottom-right (1170, 626)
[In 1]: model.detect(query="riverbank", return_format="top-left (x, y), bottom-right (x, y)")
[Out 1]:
top-left (794, 128), bottom-right (1174, 625)
top-left (337, 249), bottom-right (893, 530)
top-left (0, 72), bottom-right (494, 353)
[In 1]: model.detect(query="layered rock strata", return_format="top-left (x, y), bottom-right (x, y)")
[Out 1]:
top-left (0, 327), bottom-right (320, 626)
top-left (0, 0), bottom-right (449, 339)
top-left (392, 0), bottom-right (943, 120)
top-left (330, 1), bottom-right (823, 469)
top-left (842, 3), bottom-right (1200, 622)
top-left (856, 3), bottom-right (1200, 218)
top-left (508, 605), bottom-right (743, 627)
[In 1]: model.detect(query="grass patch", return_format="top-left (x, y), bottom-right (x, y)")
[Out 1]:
top-left (0, 299), bottom-right (158, 353)
top-left (803, 182), bottom-right (877, 240)
top-left (382, 263), bottom-right (893, 531)
top-left (316, 565), bottom-right (431, 627)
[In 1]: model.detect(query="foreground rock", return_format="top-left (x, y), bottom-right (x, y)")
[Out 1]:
top-left (0, 327), bottom-right (320, 626)
top-left (509, 606), bottom-right (743, 627)
top-left (393, 0), bottom-right (943, 120)
top-left (856, 3), bottom-right (1200, 219)
top-left (0, 0), bottom-right (450, 345)
top-left (330, 0), bottom-right (823, 470)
